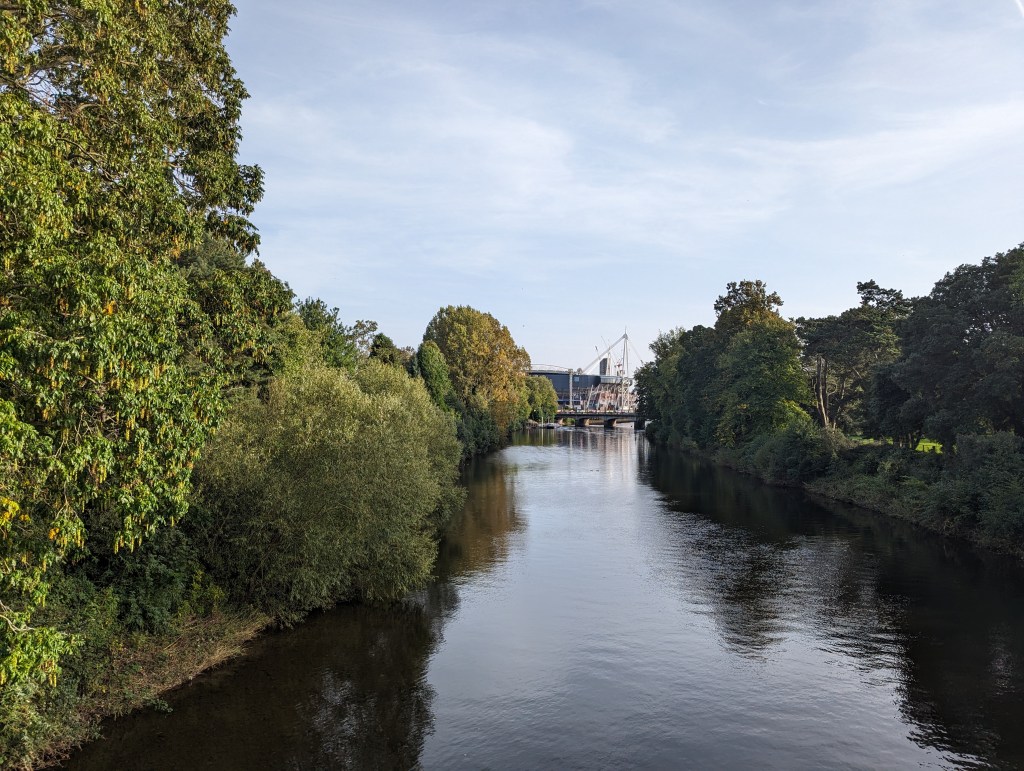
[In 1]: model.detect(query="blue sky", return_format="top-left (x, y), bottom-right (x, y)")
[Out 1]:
top-left (227, 0), bottom-right (1024, 372)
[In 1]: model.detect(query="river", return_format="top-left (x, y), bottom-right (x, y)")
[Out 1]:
top-left (64, 428), bottom-right (1024, 769)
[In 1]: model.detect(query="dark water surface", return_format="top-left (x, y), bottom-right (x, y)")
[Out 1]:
top-left (64, 429), bottom-right (1024, 769)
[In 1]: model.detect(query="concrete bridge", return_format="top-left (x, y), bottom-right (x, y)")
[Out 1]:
top-left (555, 412), bottom-right (643, 429)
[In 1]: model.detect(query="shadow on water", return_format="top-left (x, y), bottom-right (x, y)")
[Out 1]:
top-left (62, 451), bottom-right (525, 771)
top-left (64, 432), bottom-right (1024, 769)
top-left (642, 442), bottom-right (1024, 767)
top-left (61, 603), bottom-right (438, 771)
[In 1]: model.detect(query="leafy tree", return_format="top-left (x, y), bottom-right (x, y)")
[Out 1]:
top-left (635, 329), bottom-right (684, 422)
top-left (524, 376), bottom-right (559, 422)
top-left (863, 365), bottom-right (928, 449)
top-left (0, 0), bottom-right (260, 699)
top-left (295, 297), bottom-right (377, 371)
top-left (189, 361), bottom-right (462, 621)
top-left (878, 244), bottom-right (1024, 448)
top-left (715, 317), bottom-right (810, 445)
top-left (667, 325), bottom-right (721, 447)
top-left (416, 341), bottom-right (456, 411)
top-left (177, 235), bottom-right (294, 391)
top-left (796, 281), bottom-right (912, 432)
top-left (713, 280), bottom-right (783, 336)
top-left (423, 306), bottom-right (531, 438)
top-left (369, 333), bottom-right (405, 367)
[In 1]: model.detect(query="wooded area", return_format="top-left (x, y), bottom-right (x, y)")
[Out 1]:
top-left (637, 246), bottom-right (1024, 553)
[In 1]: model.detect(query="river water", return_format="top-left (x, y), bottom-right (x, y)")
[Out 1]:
top-left (64, 428), bottom-right (1024, 769)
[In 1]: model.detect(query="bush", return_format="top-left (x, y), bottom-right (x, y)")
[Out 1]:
top-left (737, 419), bottom-right (845, 484)
top-left (190, 360), bottom-right (462, 622)
top-left (926, 432), bottom-right (1024, 543)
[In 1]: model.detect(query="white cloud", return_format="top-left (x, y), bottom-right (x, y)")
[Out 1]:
top-left (228, 0), bottom-right (1024, 364)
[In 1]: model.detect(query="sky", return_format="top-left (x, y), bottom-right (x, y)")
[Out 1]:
top-left (226, 0), bottom-right (1024, 373)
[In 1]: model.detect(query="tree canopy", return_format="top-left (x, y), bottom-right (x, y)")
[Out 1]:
top-left (1, 0), bottom-right (262, 694)
top-left (423, 305), bottom-right (531, 438)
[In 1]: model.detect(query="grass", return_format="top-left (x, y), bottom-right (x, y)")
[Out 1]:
top-left (33, 609), bottom-right (270, 770)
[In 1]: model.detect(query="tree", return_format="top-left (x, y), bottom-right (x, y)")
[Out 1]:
top-left (0, 0), bottom-right (261, 695)
top-left (190, 361), bottom-right (462, 621)
top-left (715, 317), bottom-right (810, 445)
top-left (879, 245), bottom-right (1024, 448)
top-left (423, 306), bottom-right (531, 437)
top-left (178, 235), bottom-right (294, 391)
top-left (796, 281), bottom-right (911, 432)
top-left (416, 341), bottom-right (456, 411)
top-left (634, 329), bottom-right (686, 437)
top-left (524, 376), bottom-right (559, 422)
top-left (714, 280), bottom-right (783, 336)
top-left (369, 333), bottom-right (405, 367)
top-left (295, 298), bottom-right (378, 371)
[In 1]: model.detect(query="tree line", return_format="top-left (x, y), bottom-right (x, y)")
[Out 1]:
top-left (0, 2), bottom-right (554, 765)
top-left (637, 244), bottom-right (1024, 554)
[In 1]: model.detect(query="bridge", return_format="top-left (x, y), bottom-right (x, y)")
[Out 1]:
top-left (555, 411), bottom-right (643, 429)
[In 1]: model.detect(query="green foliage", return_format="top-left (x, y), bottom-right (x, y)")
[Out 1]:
top-left (713, 279), bottom-right (783, 335)
top-left (796, 281), bottom-right (911, 433)
top-left (0, 0), bottom-right (262, 734)
top-left (82, 526), bottom-right (201, 635)
top-left (423, 305), bottom-right (531, 445)
top-left (417, 341), bottom-right (456, 411)
top-left (524, 376), bottom-right (559, 422)
top-left (295, 297), bottom-right (377, 371)
top-left (744, 418), bottom-right (846, 484)
top-left (641, 247), bottom-right (1024, 559)
top-left (714, 317), bottom-right (811, 445)
top-left (884, 244), bottom-right (1024, 448)
top-left (641, 281), bottom-right (809, 451)
top-left (926, 433), bottom-right (1024, 542)
top-left (177, 235), bottom-right (294, 390)
top-left (634, 328), bottom-right (685, 424)
top-left (369, 333), bottom-right (405, 367)
top-left (190, 360), bottom-right (462, 621)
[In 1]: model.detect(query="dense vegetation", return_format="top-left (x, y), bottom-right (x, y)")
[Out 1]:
top-left (637, 245), bottom-right (1024, 553)
top-left (419, 305), bottom-right (533, 456)
top-left (0, 3), bottom-right (533, 766)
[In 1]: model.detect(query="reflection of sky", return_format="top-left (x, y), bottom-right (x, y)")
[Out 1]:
top-left (423, 429), bottom-right (1013, 768)
top-left (63, 429), bottom-right (1024, 769)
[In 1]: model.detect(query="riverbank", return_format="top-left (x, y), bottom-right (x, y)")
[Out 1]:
top-left (59, 429), bottom-right (1024, 769)
top-left (653, 430), bottom-right (1024, 562)
top-left (29, 609), bottom-right (269, 770)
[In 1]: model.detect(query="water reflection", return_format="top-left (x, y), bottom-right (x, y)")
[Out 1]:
top-left (644, 444), bottom-right (1024, 767)
top-left (63, 430), bottom-right (1024, 769)
top-left (435, 454), bottom-right (524, 583)
top-left (63, 448), bottom-right (527, 771)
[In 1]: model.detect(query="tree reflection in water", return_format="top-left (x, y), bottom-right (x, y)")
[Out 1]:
top-left (63, 445), bottom-right (527, 771)
top-left (643, 444), bottom-right (1024, 766)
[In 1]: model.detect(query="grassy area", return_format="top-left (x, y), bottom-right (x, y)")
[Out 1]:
top-left (30, 609), bottom-right (269, 770)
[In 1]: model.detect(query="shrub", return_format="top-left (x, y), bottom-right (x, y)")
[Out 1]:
top-left (926, 432), bottom-right (1024, 543)
top-left (190, 360), bottom-right (462, 622)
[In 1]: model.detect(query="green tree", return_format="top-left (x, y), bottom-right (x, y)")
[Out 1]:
top-left (525, 376), bottom-right (559, 422)
top-left (295, 297), bottom-right (378, 371)
top-left (715, 317), bottom-right (810, 445)
top-left (0, 0), bottom-right (260, 697)
top-left (876, 244), bottom-right (1024, 448)
top-left (635, 328), bottom-right (688, 440)
top-left (713, 280), bottom-right (783, 336)
top-left (416, 341), bottom-right (456, 411)
top-left (369, 333), bottom-right (405, 367)
top-left (190, 361), bottom-right (462, 621)
top-left (177, 235), bottom-right (294, 391)
top-left (423, 306), bottom-right (531, 438)
top-left (796, 281), bottom-right (912, 432)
